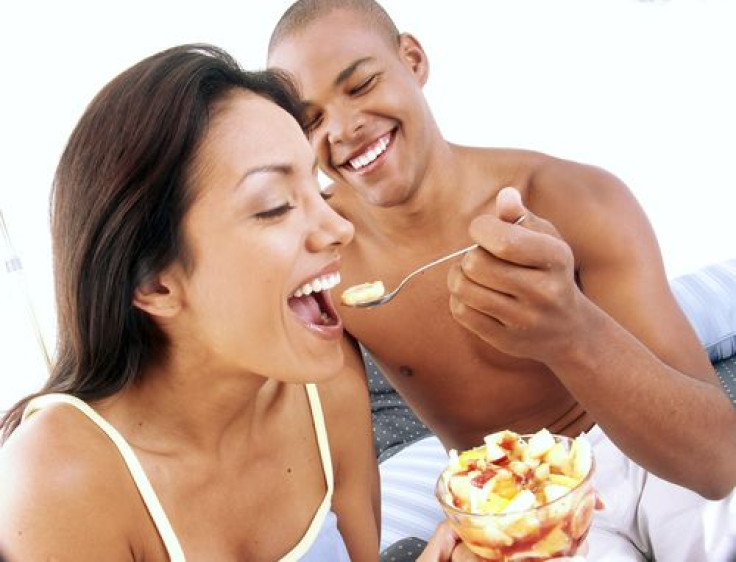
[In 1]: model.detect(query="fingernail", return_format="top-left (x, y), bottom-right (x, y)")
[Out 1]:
top-left (501, 185), bottom-right (522, 204)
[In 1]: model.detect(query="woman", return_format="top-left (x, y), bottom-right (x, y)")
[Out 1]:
top-left (0, 43), bottom-right (483, 562)
top-left (0, 43), bottom-right (379, 560)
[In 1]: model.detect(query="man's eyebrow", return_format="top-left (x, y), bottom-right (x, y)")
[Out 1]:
top-left (334, 57), bottom-right (374, 87)
top-left (300, 58), bottom-right (375, 109)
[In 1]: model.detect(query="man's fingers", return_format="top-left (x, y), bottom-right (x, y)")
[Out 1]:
top-left (454, 248), bottom-right (550, 300)
top-left (468, 214), bottom-right (570, 271)
top-left (469, 185), bottom-right (568, 269)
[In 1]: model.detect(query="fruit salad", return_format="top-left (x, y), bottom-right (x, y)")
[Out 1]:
top-left (435, 428), bottom-right (596, 561)
top-left (340, 280), bottom-right (385, 306)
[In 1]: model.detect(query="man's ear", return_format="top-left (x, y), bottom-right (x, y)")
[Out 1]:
top-left (398, 33), bottom-right (429, 86)
top-left (133, 271), bottom-right (183, 318)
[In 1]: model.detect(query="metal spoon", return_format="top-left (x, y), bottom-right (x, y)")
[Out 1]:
top-left (343, 214), bottom-right (527, 308)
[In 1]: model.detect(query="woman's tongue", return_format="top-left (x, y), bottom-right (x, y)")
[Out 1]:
top-left (288, 294), bottom-right (324, 325)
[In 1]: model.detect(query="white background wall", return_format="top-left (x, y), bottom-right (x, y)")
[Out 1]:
top-left (1, 0), bottom-right (734, 412)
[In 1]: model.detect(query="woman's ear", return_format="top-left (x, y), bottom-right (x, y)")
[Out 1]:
top-left (398, 33), bottom-right (429, 86)
top-left (133, 270), bottom-right (183, 318)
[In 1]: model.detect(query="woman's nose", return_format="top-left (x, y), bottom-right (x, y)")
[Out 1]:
top-left (306, 195), bottom-right (355, 252)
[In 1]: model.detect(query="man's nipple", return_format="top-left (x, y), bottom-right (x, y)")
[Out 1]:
top-left (399, 366), bottom-right (414, 377)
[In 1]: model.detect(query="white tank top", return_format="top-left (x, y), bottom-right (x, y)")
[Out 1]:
top-left (22, 384), bottom-right (350, 561)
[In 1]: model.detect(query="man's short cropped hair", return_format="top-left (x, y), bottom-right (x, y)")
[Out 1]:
top-left (268, 0), bottom-right (400, 55)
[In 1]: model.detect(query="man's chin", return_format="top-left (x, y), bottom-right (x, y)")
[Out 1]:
top-left (359, 187), bottom-right (407, 208)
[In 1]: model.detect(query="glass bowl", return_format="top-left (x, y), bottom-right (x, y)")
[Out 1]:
top-left (435, 434), bottom-right (596, 561)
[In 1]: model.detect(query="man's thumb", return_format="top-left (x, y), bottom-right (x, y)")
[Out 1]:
top-left (496, 186), bottom-right (527, 224)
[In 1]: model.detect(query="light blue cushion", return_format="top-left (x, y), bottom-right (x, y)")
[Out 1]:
top-left (670, 259), bottom-right (736, 362)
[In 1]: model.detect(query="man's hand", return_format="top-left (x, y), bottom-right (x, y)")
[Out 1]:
top-left (447, 186), bottom-right (590, 365)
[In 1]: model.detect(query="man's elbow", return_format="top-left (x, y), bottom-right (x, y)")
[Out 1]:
top-left (698, 481), bottom-right (734, 501)
top-left (705, 471), bottom-right (736, 501)
top-left (693, 453), bottom-right (736, 500)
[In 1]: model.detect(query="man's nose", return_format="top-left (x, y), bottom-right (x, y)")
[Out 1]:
top-left (326, 106), bottom-right (366, 145)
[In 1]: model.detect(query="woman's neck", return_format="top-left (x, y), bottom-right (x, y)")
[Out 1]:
top-left (95, 356), bottom-right (282, 458)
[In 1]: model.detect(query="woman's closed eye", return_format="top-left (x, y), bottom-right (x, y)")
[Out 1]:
top-left (254, 203), bottom-right (296, 220)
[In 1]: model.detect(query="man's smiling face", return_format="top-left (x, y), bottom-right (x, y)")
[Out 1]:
top-left (268, 8), bottom-right (434, 208)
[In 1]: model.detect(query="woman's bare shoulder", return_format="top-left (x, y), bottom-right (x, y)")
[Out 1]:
top-left (315, 337), bottom-right (381, 558)
top-left (317, 337), bottom-right (371, 422)
top-left (316, 336), bottom-right (375, 465)
top-left (0, 401), bottom-right (138, 559)
top-left (1, 399), bottom-right (122, 482)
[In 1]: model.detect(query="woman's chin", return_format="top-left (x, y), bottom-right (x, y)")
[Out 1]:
top-left (299, 347), bottom-right (345, 383)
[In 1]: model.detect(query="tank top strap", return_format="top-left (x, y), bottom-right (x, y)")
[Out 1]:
top-left (278, 384), bottom-right (336, 561)
top-left (23, 393), bottom-right (186, 562)
top-left (305, 383), bottom-right (334, 494)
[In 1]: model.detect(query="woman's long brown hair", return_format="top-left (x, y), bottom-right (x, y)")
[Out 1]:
top-left (1, 44), bottom-right (304, 441)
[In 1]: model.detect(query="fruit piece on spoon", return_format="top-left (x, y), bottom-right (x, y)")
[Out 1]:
top-left (340, 281), bottom-right (385, 306)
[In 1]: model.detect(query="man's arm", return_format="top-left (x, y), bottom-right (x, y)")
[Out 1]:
top-left (448, 170), bottom-right (736, 499)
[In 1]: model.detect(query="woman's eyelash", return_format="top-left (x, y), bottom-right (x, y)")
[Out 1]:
top-left (255, 203), bottom-right (295, 220)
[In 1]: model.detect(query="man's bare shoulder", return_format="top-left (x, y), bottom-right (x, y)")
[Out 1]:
top-left (461, 144), bottom-right (549, 163)
top-left (531, 155), bottom-right (646, 238)
top-left (531, 154), bottom-right (627, 200)
top-left (459, 144), bottom-right (660, 288)
top-left (454, 145), bottom-right (564, 205)
top-left (0, 401), bottom-right (136, 556)
top-left (459, 144), bottom-right (549, 170)
top-left (461, 144), bottom-right (617, 188)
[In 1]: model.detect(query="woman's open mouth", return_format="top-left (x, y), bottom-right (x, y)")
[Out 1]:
top-left (288, 272), bottom-right (343, 339)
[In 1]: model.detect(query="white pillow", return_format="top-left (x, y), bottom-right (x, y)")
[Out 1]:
top-left (670, 259), bottom-right (736, 362)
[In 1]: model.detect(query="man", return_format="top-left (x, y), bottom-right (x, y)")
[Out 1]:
top-left (267, 1), bottom-right (736, 559)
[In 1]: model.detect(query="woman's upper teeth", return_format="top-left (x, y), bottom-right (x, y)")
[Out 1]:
top-left (292, 272), bottom-right (341, 298)
top-left (349, 136), bottom-right (389, 170)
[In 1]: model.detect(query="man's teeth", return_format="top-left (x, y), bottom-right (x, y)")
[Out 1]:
top-left (292, 272), bottom-right (341, 298)
top-left (349, 136), bottom-right (389, 170)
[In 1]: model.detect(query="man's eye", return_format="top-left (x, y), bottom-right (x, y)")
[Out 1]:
top-left (254, 203), bottom-right (295, 220)
top-left (349, 75), bottom-right (377, 95)
top-left (304, 113), bottom-right (323, 133)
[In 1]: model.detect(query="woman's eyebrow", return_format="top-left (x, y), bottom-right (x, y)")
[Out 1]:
top-left (237, 163), bottom-right (292, 188)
